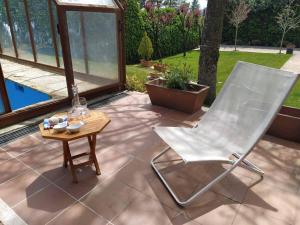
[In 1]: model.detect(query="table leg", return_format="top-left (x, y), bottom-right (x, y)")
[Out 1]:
top-left (63, 141), bottom-right (78, 183)
top-left (62, 142), bottom-right (68, 168)
top-left (88, 135), bottom-right (101, 175)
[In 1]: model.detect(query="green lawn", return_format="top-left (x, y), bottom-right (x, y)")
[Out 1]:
top-left (126, 50), bottom-right (300, 108)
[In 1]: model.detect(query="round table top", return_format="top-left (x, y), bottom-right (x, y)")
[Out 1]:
top-left (39, 110), bottom-right (110, 141)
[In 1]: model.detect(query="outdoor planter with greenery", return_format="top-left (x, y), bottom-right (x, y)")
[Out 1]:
top-left (138, 32), bottom-right (154, 67)
top-left (145, 65), bottom-right (209, 113)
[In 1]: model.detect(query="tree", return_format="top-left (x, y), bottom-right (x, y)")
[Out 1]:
top-left (163, 0), bottom-right (178, 8)
top-left (191, 0), bottom-right (199, 10)
top-left (194, 9), bottom-right (205, 45)
top-left (198, 0), bottom-right (227, 105)
top-left (138, 32), bottom-right (154, 60)
top-left (228, 0), bottom-right (251, 51)
top-left (178, 3), bottom-right (200, 57)
top-left (125, 0), bottom-right (145, 64)
top-left (276, 0), bottom-right (300, 53)
top-left (144, 0), bottom-right (175, 59)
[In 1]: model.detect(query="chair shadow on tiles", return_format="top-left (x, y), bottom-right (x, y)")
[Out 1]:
top-left (146, 151), bottom-right (277, 225)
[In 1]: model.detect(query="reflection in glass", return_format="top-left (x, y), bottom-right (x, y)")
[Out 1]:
top-left (66, 11), bottom-right (119, 93)
top-left (84, 12), bottom-right (118, 81)
top-left (9, 0), bottom-right (33, 61)
top-left (0, 0), bottom-right (15, 56)
top-left (67, 11), bottom-right (86, 74)
top-left (28, 0), bottom-right (56, 66)
top-left (51, 0), bottom-right (64, 68)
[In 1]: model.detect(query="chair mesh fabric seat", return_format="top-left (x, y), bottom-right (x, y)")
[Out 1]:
top-left (155, 62), bottom-right (298, 163)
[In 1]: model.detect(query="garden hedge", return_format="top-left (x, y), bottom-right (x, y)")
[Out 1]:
top-left (125, 2), bottom-right (200, 64)
top-left (124, 0), bottom-right (145, 64)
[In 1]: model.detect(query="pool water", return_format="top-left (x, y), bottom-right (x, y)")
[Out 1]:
top-left (3, 79), bottom-right (51, 111)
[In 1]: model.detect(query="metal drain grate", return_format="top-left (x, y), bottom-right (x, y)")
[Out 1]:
top-left (0, 91), bottom-right (128, 146)
top-left (0, 124), bottom-right (39, 147)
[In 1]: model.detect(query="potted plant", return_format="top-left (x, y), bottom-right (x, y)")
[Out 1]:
top-left (286, 43), bottom-right (296, 54)
top-left (267, 106), bottom-right (300, 143)
top-left (153, 60), bottom-right (167, 72)
top-left (138, 32), bottom-right (154, 67)
top-left (145, 64), bottom-right (209, 113)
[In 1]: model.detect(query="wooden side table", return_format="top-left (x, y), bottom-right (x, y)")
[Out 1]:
top-left (39, 111), bottom-right (110, 183)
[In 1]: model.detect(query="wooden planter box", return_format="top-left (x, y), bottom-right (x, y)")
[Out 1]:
top-left (145, 78), bottom-right (209, 113)
top-left (140, 59), bottom-right (153, 67)
top-left (267, 106), bottom-right (300, 143)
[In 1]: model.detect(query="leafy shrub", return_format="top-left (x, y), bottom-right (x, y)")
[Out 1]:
top-left (138, 32), bottom-right (154, 60)
top-left (165, 64), bottom-right (193, 90)
top-left (126, 73), bottom-right (146, 92)
top-left (125, 0), bottom-right (144, 64)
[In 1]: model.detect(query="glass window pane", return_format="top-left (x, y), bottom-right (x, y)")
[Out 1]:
top-left (51, 0), bottom-right (64, 68)
top-left (28, 0), bottom-right (56, 66)
top-left (84, 12), bottom-right (119, 82)
top-left (58, 0), bottom-right (116, 7)
top-left (66, 11), bottom-right (119, 93)
top-left (0, 0), bottom-right (15, 57)
top-left (9, 0), bottom-right (33, 61)
top-left (67, 11), bottom-right (86, 74)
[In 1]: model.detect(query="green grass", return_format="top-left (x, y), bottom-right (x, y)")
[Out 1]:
top-left (126, 50), bottom-right (300, 108)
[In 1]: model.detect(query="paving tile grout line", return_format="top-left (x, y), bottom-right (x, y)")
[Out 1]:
top-left (7, 152), bottom-right (109, 225)
top-left (6, 144), bottom-right (136, 225)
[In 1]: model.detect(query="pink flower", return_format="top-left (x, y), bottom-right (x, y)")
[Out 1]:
top-left (179, 3), bottom-right (189, 15)
top-left (145, 1), bottom-right (153, 12)
top-left (194, 8), bottom-right (201, 17)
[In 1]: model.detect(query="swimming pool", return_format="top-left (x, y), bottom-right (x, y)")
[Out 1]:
top-left (0, 79), bottom-right (51, 111)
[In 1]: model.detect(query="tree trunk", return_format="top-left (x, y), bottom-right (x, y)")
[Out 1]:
top-left (279, 31), bottom-right (285, 54)
top-left (198, 0), bottom-right (227, 105)
top-left (234, 25), bottom-right (238, 51)
top-left (183, 31), bottom-right (187, 57)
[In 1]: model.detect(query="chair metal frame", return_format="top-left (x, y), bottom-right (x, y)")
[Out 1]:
top-left (151, 144), bottom-right (264, 207)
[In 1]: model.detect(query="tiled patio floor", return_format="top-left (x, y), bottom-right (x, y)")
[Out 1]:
top-left (0, 92), bottom-right (300, 225)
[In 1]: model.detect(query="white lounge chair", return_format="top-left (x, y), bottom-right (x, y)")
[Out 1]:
top-left (151, 61), bottom-right (298, 206)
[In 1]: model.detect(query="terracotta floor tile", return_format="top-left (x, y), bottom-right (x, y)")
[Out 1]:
top-left (96, 117), bottom-right (152, 147)
top-left (254, 138), bottom-right (300, 169)
top-left (0, 169), bottom-right (49, 207)
top-left (47, 203), bottom-right (108, 225)
top-left (0, 93), bottom-right (299, 225)
top-left (113, 159), bottom-right (157, 198)
top-left (95, 145), bottom-right (132, 177)
top-left (31, 132), bottom-right (62, 149)
top-left (55, 166), bottom-right (105, 199)
top-left (0, 148), bottom-right (12, 164)
top-left (100, 104), bottom-right (162, 120)
top-left (233, 205), bottom-right (292, 225)
top-left (0, 158), bottom-right (29, 184)
top-left (2, 135), bottom-right (42, 157)
top-left (112, 193), bottom-right (177, 225)
top-left (151, 158), bottom-right (253, 204)
top-left (105, 129), bottom-right (164, 162)
top-left (242, 182), bottom-right (300, 224)
top-left (81, 178), bottom-right (140, 221)
top-left (13, 184), bottom-right (75, 225)
top-left (172, 196), bottom-right (239, 225)
top-left (34, 157), bottom-right (70, 182)
top-left (17, 147), bottom-right (62, 169)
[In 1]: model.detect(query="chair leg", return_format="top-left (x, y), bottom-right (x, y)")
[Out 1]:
top-left (232, 153), bottom-right (264, 177)
top-left (151, 147), bottom-right (263, 207)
